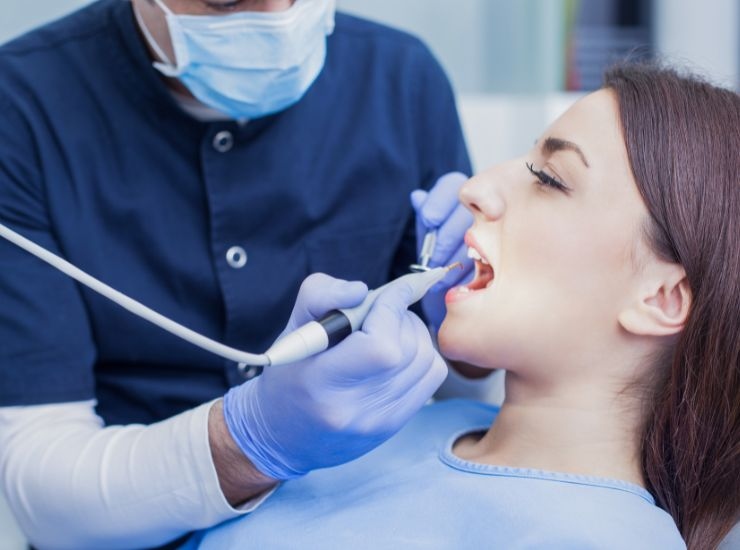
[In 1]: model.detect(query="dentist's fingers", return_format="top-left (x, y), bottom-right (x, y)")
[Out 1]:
top-left (410, 189), bottom-right (428, 215)
top-left (411, 173), bottom-right (473, 290)
top-left (412, 172), bottom-right (469, 229)
top-left (361, 278), bottom-right (418, 335)
top-left (348, 312), bottom-right (447, 436)
top-left (385, 352), bottom-right (448, 426)
top-left (323, 281), bottom-right (418, 379)
top-left (383, 311), bottom-right (446, 400)
top-left (286, 273), bottom-right (368, 330)
top-left (429, 203), bottom-right (473, 266)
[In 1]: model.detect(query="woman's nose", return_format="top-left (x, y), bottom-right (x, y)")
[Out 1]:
top-left (459, 171), bottom-right (506, 221)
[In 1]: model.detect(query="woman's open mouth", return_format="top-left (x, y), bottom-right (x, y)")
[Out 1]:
top-left (445, 238), bottom-right (495, 304)
top-left (465, 246), bottom-right (494, 291)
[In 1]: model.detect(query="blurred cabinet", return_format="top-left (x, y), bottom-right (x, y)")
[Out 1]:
top-left (569, 0), bottom-right (652, 90)
top-left (337, 0), bottom-right (738, 170)
top-left (337, 0), bottom-right (738, 93)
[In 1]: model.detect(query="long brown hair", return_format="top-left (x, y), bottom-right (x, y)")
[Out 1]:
top-left (604, 64), bottom-right (740, 549)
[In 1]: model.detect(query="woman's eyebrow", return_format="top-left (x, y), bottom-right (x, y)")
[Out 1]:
top-left (542, 137), bottom-right (590, 168)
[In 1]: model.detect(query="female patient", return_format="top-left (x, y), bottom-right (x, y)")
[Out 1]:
top-left (193, 64), bottom-right (739, 549)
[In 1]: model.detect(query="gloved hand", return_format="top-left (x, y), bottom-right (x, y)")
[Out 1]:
top-left (410, 171), bottom-right (474, 330)
top-left (223, 273), bottom-right (448, 480)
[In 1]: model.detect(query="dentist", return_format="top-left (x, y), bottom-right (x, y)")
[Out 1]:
top-left (0, 0), bottom-right (472, 548)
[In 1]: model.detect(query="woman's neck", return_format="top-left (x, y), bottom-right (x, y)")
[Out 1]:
top-left (454, 372), bottom-right (646, 487)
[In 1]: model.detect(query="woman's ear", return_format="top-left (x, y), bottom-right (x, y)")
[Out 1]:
top-left (618, 264), bottom-right (691, 337)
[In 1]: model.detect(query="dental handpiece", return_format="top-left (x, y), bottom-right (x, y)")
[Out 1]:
top-left (262, 264), bottom-right (458, 366)
top-left (0, 221), bottom-right (457, 368)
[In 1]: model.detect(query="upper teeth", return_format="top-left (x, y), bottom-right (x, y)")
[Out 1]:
top-left (467, 246), bottom-right (489, 264)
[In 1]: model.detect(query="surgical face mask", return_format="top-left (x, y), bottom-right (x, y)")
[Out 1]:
top-left (138, 0), bottom-right (336, 119)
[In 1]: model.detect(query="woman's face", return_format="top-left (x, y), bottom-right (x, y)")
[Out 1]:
top-left (438, 90), bottom-right (651, 378)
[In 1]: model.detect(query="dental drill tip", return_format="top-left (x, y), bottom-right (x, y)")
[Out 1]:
top-left (445, 262), bottom-right (463, 271)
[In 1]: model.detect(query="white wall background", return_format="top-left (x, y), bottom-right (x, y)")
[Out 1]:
top-left (0, 0), bottom-right (92, 43)
top-left (336, 0), bottom-right (739, 170)
top-left (654, 0), bottom-right (739, 90)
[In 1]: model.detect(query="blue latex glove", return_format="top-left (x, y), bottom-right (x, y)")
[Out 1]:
top-left (410, 171), bottom-right (474, 329)
top-left (223, 273), bottom-right (448, 480)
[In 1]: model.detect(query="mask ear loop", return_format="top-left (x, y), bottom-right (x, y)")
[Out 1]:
top-left (132, 1), bottom-right (181, 75)
top-left (324, 0), bottom-right (337, 34)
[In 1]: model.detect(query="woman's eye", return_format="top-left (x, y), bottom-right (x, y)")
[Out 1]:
top-left (525, 162), bottom-right (571, 194)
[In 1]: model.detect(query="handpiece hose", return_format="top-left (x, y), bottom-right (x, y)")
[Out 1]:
top-left (0, 221), bottom-right (456, 368)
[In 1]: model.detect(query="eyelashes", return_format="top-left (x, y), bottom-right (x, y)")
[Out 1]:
top-left (525, 162), bottom-right (571, 194)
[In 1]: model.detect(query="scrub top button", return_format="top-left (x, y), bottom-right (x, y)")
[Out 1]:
top-left (237, 363), bottom-right (262, 380)
top-left (226, 246), bottom-right (247, 269)
top-left (213, 131), bottom-right (234, 152)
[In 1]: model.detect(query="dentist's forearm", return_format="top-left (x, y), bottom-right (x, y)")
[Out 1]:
top-left (208, 399), bottom-right (277, 505)
top-left (0, 400), bottom-right (266, 549)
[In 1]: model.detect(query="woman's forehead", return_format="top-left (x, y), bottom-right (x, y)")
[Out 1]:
top-left (542, 90), bottom-right (626, 170)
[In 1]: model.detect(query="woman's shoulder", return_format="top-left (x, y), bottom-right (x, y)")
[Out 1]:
top-left (549, 499), bottom-right (686, 549)
top-left (496, 477), bottom-right (686, 549)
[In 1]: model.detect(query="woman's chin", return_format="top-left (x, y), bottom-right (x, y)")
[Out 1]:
top-left (437, 321), bottom-right (465, 361)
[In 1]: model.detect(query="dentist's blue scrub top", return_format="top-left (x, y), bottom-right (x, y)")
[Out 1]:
top-left (191, 400), bottom-right (686, 550)
top-left (0, 0), bottom-right (470, 425)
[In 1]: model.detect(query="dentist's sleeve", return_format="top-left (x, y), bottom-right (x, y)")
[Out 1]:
top-left (0, 400), bottom-right (271, 549)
